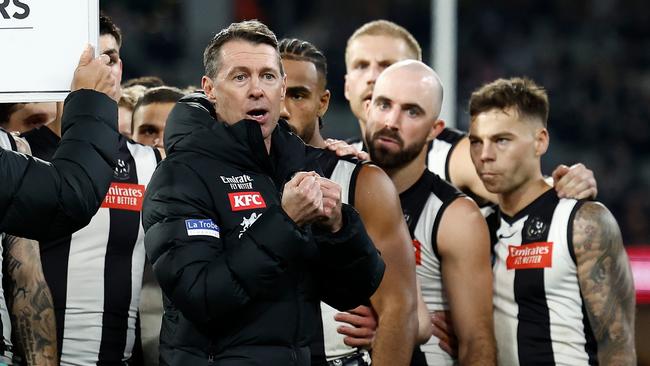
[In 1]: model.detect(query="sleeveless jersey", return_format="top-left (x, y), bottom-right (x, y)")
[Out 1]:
top-left (36, 138), bottom-right (160, 365)
top-left (316, 152), bottom-right (365, 361)
top-left (492, 189), bottom-right (597, 365)
top-left (400, 171), bottom-right (463, 366)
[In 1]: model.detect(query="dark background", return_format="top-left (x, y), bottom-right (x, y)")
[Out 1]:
top-left (103, 0), bottom-right (649, 246)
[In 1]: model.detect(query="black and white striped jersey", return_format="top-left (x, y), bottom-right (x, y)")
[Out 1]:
top-left (36, 138), bottom-right (160, 365)
top-left (315, 152), bottom-right (365, 361)
top-left (348, 127), bottom-right (466, 182)
top-left (401, 171), bottom-right (464, 366)
top-left (0, 128), bottom-right (16, 363)
top-left (492, 189), bottom-right (597, 365)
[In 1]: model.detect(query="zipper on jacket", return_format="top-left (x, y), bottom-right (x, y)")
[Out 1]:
top-left (207, 342), bottom-right (215, 364)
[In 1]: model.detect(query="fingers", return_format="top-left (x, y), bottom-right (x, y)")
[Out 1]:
top-left (337, 325), bottom-right (375, 340)
top-left (554, 163), bottom-right (598, 199)
top-left (324, 138), bottom-right (364, 159)
top-left (98, 54), bottom-right (111, 66)
top-left (342, 334), bottom-right (373, 348)
top-left (347, 305), bottom-right (374, 317)
top-left (77, 44), bottom-right (94, 66)
top-left (551, 164), bottom-right (569, 186)
top-left (334, 312), bottom-right (375, 329)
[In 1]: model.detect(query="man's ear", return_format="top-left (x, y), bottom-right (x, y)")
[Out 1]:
top-left (201, 76), bottom-right (216, 102)
top-left (344, 74), bottom-right (351, 101)
top-left (535, 127), bottom-right (549, 156)
top-left (318, 89), bottom-right (331, 117)
top-left (428, 119), bottom-right (446, 142)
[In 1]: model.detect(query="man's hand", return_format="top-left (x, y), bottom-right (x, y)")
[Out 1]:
top-left (281, 171), bottom-right (323, 227)
top-left (325, 138), bottom-right (369, 161)
top-left (70, 44), bottom-right (119, 99)
top-left (431, 310), bottom-right (458, 358)
top-left (315, 176), bottom-right (343, 233)
top-left (335, 305), bottom-right (378, 348)
top-left (552, 163), bottom-right (597, 200)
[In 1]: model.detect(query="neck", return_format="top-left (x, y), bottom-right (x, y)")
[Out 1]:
top-left (384, 147), bottom-right (427, 194)
top-left (499, 174), bottom-right (552, 217)
top-left (358, 118), bottom-right (367, 145)
top-left (309, 127), bottom-right (327, 148)
top-left (264, 136), bottom-right (272, 153)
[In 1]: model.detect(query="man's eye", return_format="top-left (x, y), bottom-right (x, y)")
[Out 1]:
top-left (234, 74), bottom-right (246, 81)
top-left (407, 108), bottom-right (420, 117)
top-left (263, 73), bottom-right (276, 80)
top-left (291, 94), bottom-right (305, 100)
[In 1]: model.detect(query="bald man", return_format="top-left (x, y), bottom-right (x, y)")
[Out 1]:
top-left (364, 60), bottom-right (496, 365)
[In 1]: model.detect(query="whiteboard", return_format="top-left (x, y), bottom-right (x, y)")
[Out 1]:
top-left (0, 0), bottom-right (99, 102)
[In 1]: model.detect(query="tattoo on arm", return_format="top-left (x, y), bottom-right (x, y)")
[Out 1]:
top-left (572, 202), bottom-right (636, 365)
top-left (3, 235), bottom-right (57, 365)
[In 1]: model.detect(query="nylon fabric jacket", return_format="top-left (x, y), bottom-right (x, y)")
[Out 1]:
top-left (142, 94), bottom-right (385, 366)
top-left (0, 90), bottom-right (119, 240)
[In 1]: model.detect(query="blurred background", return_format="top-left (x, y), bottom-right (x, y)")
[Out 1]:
top-left (102, 0), bottom-right (649, 360)
top-left (105, 0), bottom-right (649, 246)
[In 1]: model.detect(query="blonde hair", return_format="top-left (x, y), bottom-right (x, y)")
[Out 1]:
top-left (345, 20), bottom-right (422, 66)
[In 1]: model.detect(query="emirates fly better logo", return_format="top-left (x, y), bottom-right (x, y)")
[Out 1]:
top-left (506, 242), bottom-right (553, 270)
top-left (101, 183), bottom-right (145, 212)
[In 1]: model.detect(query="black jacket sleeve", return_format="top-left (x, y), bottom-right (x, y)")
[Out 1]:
top-left (313, 204), bottom-right (385, 311)
top-left (0, 89), bottom-right (119, 240)
top-left (143, 161), bottom-right (313, 326)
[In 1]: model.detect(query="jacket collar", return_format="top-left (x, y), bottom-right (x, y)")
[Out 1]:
top-left (164, 93), bottom-right (320, 188)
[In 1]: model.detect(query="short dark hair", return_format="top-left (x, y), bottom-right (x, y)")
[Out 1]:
top-left (203, 20), bottom-right (282, 79)
top-left (122, 76), bottom-right (165, 89)
top-left (100, 14), bottom-right (122, 48)
top-left (279, 38), bottom-right (328, 88)
top-left (0, 103), bottom-right (20, 126)
top-left (469, 77), bottom-right (549, 126)
top-left (132, 87), bottom-right (185, 130)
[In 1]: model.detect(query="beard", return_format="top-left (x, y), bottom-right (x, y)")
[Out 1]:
top-left (366, 127), bottom-right (428, 170)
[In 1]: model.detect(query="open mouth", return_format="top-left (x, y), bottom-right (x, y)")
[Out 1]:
top-left (246, 108), bottom-right (269, 122)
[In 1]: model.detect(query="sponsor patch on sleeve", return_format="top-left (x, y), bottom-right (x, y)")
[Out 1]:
top-left (185, 219), bottom-right (220, 238)
top-left (506, 242), bottom-right (553, 270)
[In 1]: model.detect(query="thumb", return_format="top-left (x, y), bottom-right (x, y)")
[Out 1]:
top-left (552, 164), bottom-right (569, 183)
top-left (77, 44), bottom-right (94, 67)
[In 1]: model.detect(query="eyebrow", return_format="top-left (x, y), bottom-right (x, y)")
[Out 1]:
top-left (374, 96), bottom-right (392, 104)
top-left (286, 86), bottom-right (311, 95)
top-left (401, 103), bottom-right (425, 114)
top-left (102, 48), bottom-right (119, 56)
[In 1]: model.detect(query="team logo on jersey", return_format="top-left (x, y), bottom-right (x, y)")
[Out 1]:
top-left (239, 212), bottom-right (262, 238)
top-left (101, 183), bottom-right (145, 211)
top-left (220, 174), bottom-right (254, 190)
top-left (506, 242), bottom-right (553, 270)
top-left (228, 191), bottom-right (266, 211)
top-left (113, 159), bottom-right (131, 180)
top-left (524, 216), bottom-right (547, 241)
top-left (185, 219), bottom-right (220, 238)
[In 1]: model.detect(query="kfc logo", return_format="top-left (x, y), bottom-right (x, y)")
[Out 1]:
top-left (228, 192), bottom-right (266, 211)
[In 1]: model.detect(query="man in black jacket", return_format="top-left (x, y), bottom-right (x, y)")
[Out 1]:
top-left (142, 20), bottom-right (385, 366)
top-left (0, 45), bottom-right (120, 241)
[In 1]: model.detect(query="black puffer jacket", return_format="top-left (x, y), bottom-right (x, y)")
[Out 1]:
top-left (0, 90), bottom-right (119, 240)
top-left (142, 94), bottom-right (385, 366)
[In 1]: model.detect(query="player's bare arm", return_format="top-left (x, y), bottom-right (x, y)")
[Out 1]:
top-left (3, 235), bottom-right (57, 366)
top-left (573, 202), bottom-right (636, 365)
top-left (437, 197), bottom-right (496, 366)
top-left (353, 164), bottom-right (418, 365)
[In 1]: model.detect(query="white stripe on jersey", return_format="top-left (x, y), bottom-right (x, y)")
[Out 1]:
top-left (493, 199), bottom-right (592, 366)
top-left (414, 193), bottom-right (454, 365)
top-left (122, 143), bottom-right (156, 360)
top-left (0, 130), bottom-right (13, 151)
top-left (59, 142), bottom-right (157, 365)
top-left (427, 138), bottom-right (453, 181)
top-left (61, 208), bottom-right (111, 365)
top-left (321, 159), bottom-right (358, 360)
